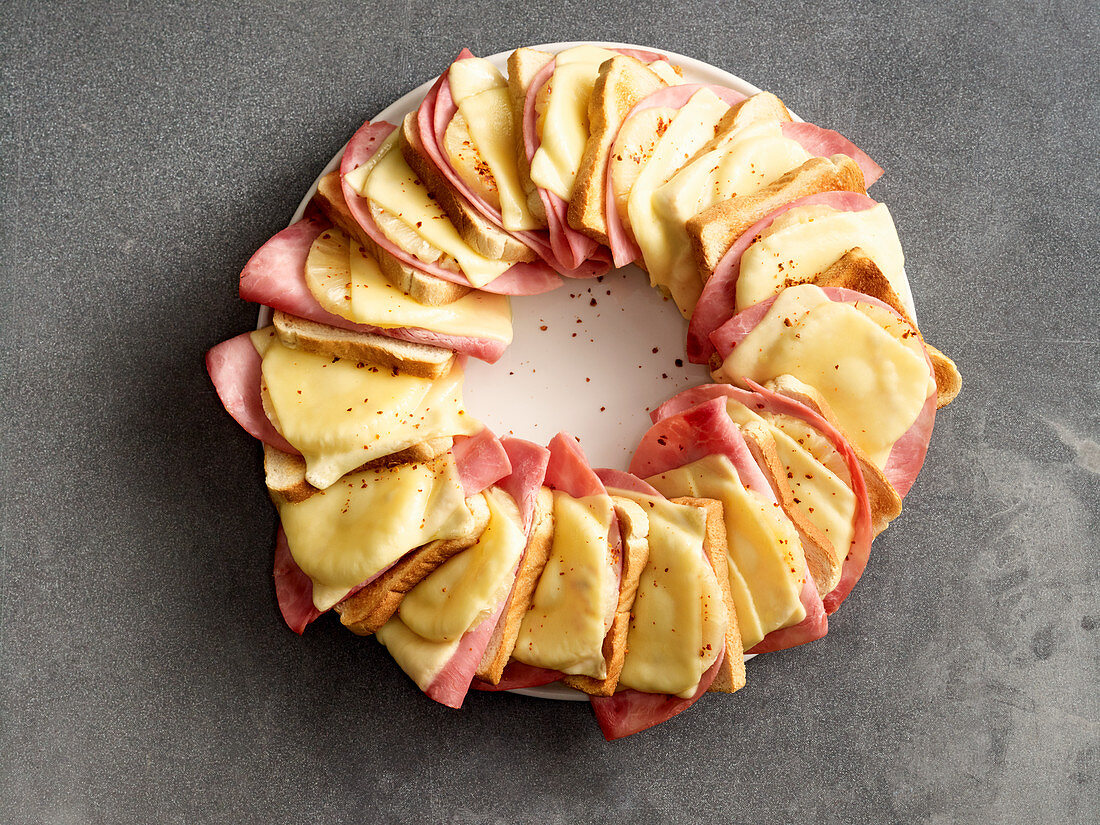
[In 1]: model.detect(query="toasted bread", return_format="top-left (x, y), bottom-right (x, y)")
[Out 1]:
top-left (813, 249), bottom-right (962, 409)
top-left (568, 56), bottom-right (669, 245)
top-left (271, 311), bottom-right (456, 380)
top-left (506, 47), bottom-right (553, 225)
top-left (669, 497), bottom-right (745, 694)
top-left (312, 170), bottom-right (471, 306)
top-left (263, 438), bottom-right (455, 505)
top-left (399, 113), bottom-right (536, 264)
top-left (688, 155), bottom-right (867, 280)
top-left (476, 487), bottom-right (555, 684)
top-left (334, 492), bottom-right (492, 635)
top-left (560, 496), bottom-right (651, 697)
top-left (738, 421), bottom-right (844, 597)
top-left (764, 375), bottom-right (903, 536)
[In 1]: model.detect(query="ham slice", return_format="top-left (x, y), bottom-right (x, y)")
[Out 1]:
top-left (338, 119), bottom-right (562, 295)
top-left (545, 432), bottom-right (610, 499)
top-left (781, 121), bottom-right (884, 185)
top-left (452, 428), bottom-right (512, 495)
top-left (424, 597), bottom-right (510, 709)
top-left (206, 332), bottom-right (299, 455)
top-left (594, 468), bottom-right (661, 497)
top-left (472, 661), bottom-right (564, 692)
top-left (686, 191), bottom-right (879, 363)
top-left (709, 287), bottom-right (938, 498)
top-left (590, 649), bottom-right (725, 741)
top-left (603, 84), bottom-right (749, 267)
top-left (237, 217), bottom-right (509, 363)
top-left (273, 527), bottom-right (322, 634)
top-left (498, 437), bottom-right (551, 532)
top-left (650, 382), bottom-right (874, 613)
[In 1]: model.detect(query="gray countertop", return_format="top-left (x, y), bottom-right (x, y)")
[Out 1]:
top-left (3, 1), bottom-right (1097, 823)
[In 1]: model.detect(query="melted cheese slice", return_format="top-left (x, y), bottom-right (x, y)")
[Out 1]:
top-left (624, 88), bottom-right (731, 277)
top-left (608, 492), bottom-right (726, 698)
top-left (609, 105), bottom-right (679, 233)
top-left (344, 132), bottom-right (510, 288)
top-left (647, 120), bottom-right (811, 316)
top-left (735, 203), bottom-right (915, 317)
top-left (304, 228), bottom-right (513, 344)
top-left (646, 454), bottom-right (806, 651)
top-left (376, 488), bottom-right (526, 692)
top-left (399, 488), bottom-right (525, 642)
top-left (447, 58), bottom-right (540, 231)
top-left (528, 45), bottom-right (619, 201)
top-left (722, 399), bottom-right (856, 569)
top-left (253, 330), bottom-right (478, 489)
top-left (275, 456), bottom-right (475, 610)
top-left (512, 491), bottom-right (617, 677)
top-left (716, 284), bottom-right (933, 466)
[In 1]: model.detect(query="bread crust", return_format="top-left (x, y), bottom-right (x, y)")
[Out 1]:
top-left (334, 493), bottom-right (492, 635)
top-left (669, 497), bottom-right (745, 694)
top-left (271, 311), bottom-right (455, 380)
top-left (688, 155), bottom-right (867, 280)
top-left (506, 48), bottom-right (553, 225)
top-left (312, 170), bottom-right (471, 306)
top-left (560, 496), bottom-right (651, 697)
top-left (476, 487), bottom-right (555, 683)
top-left (568, 55), bottom-right (668, 245)
top-left (399, 113), bottom-right (536, 264)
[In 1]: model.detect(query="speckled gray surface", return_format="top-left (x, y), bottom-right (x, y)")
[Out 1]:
top-left (2, 1), bottom-right (1098, 823)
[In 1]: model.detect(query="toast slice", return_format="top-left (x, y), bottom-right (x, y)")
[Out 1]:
top-left (506, 47), bottom-right (554, 225)
top-left (399, 113), bottom-right (536, 264)
top-left (312, 170), bottom-right (471, 306)
top-left (263, 438), bottom-right (455, 504)
top-left (334, 492), bottom-right (492, 635)
top-left (688, 154), bottom-right (868, 280)
top-left (669, 497), bottom-right (745, 694)
top-left (559, 496), bottom-right (651, 697)
top-left (476, 487), bottom-right (555, 683)
top-left (271, 310), bottom-right (456, 380)
top-left (813, 249), bottom-right (961, 408)
top-left (568, 55), bottom-right (670, 245)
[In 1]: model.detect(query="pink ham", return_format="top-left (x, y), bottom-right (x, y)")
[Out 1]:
top-left (629, 397), bottom-right (773, 498)
top-left (273, 527), bottom-right (322, 634)
top-left (452, 428), bottom-right (512, 495)
top-left (238, 218), bottom-right (509, 363)
top-left (629, 396), bottom-right (828, 651)
top-left (651, 382), bottom-right (874, 613)
top-left (338, 119), bottom-right (562, 295)
top-left (498, 437), bottom-right (551, 532)
top-left (686, 190), bottom-right (879, 363)
top-left (545, 432), bottom-right (609, 499)
top-left (590, 649), bottom-right (725, 741)
top-left (603, 83), bottom-right (748, 267)
top-left (423, 597), bottom-right (510, 709)
top-left (206, 332), bottom-right (299, 455)
top-left (472, 661), bottom-right (564, 692)
top-left (594, 468), bottom-right (661, 497)
top-left (746, 573), bottom-right (828, 654)
top-left (782, 121), bottom-right (884, 185)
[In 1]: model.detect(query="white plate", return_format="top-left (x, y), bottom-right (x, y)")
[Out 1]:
top-left (267, 42), bottom-right (770, 701)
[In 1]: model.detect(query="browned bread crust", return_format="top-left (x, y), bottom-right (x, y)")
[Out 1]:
top-left (334, 493), bottom-right (492, 635)
top-left (506, 47), bottom-right (553, 225)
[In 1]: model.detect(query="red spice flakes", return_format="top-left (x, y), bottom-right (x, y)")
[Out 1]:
top-left (675, 358), bottom-right (683, 367)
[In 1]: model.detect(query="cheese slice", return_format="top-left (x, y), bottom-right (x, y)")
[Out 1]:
top-left (624, 88), bottom-right (731, 274)
top-left (398, 488), bottom-right (525, 642)
top-left (512, 491), bottom-right (618, 677)
top-left (253, 329), bottom-right (479, 489)
top-left (735, 203), bottom-right (915, 317)
top-left (447, 58), bottom-right (540, 231)
top-left (608, 105), bottom-right (679, 233)
top-left (377, 488), bottom-right (527, 692)
top-left (608, 492), bottom-right (726, 698)
top-left (275, 456), bottom-right (476, 611)
top-left (648, 121), bottom-right (811, 315)
top-left (345, 132), bottom-right (510, 288)
top-left (722, 399), bottom-right (856, 568)
top-left (304, 228), bottom-right (513, 344)
top-left (528, 45), bottom-right (619, 201)
top-left (646, 454), bottom-right (806, 651)
top-left (715, 284), bottom-right (933, 466)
